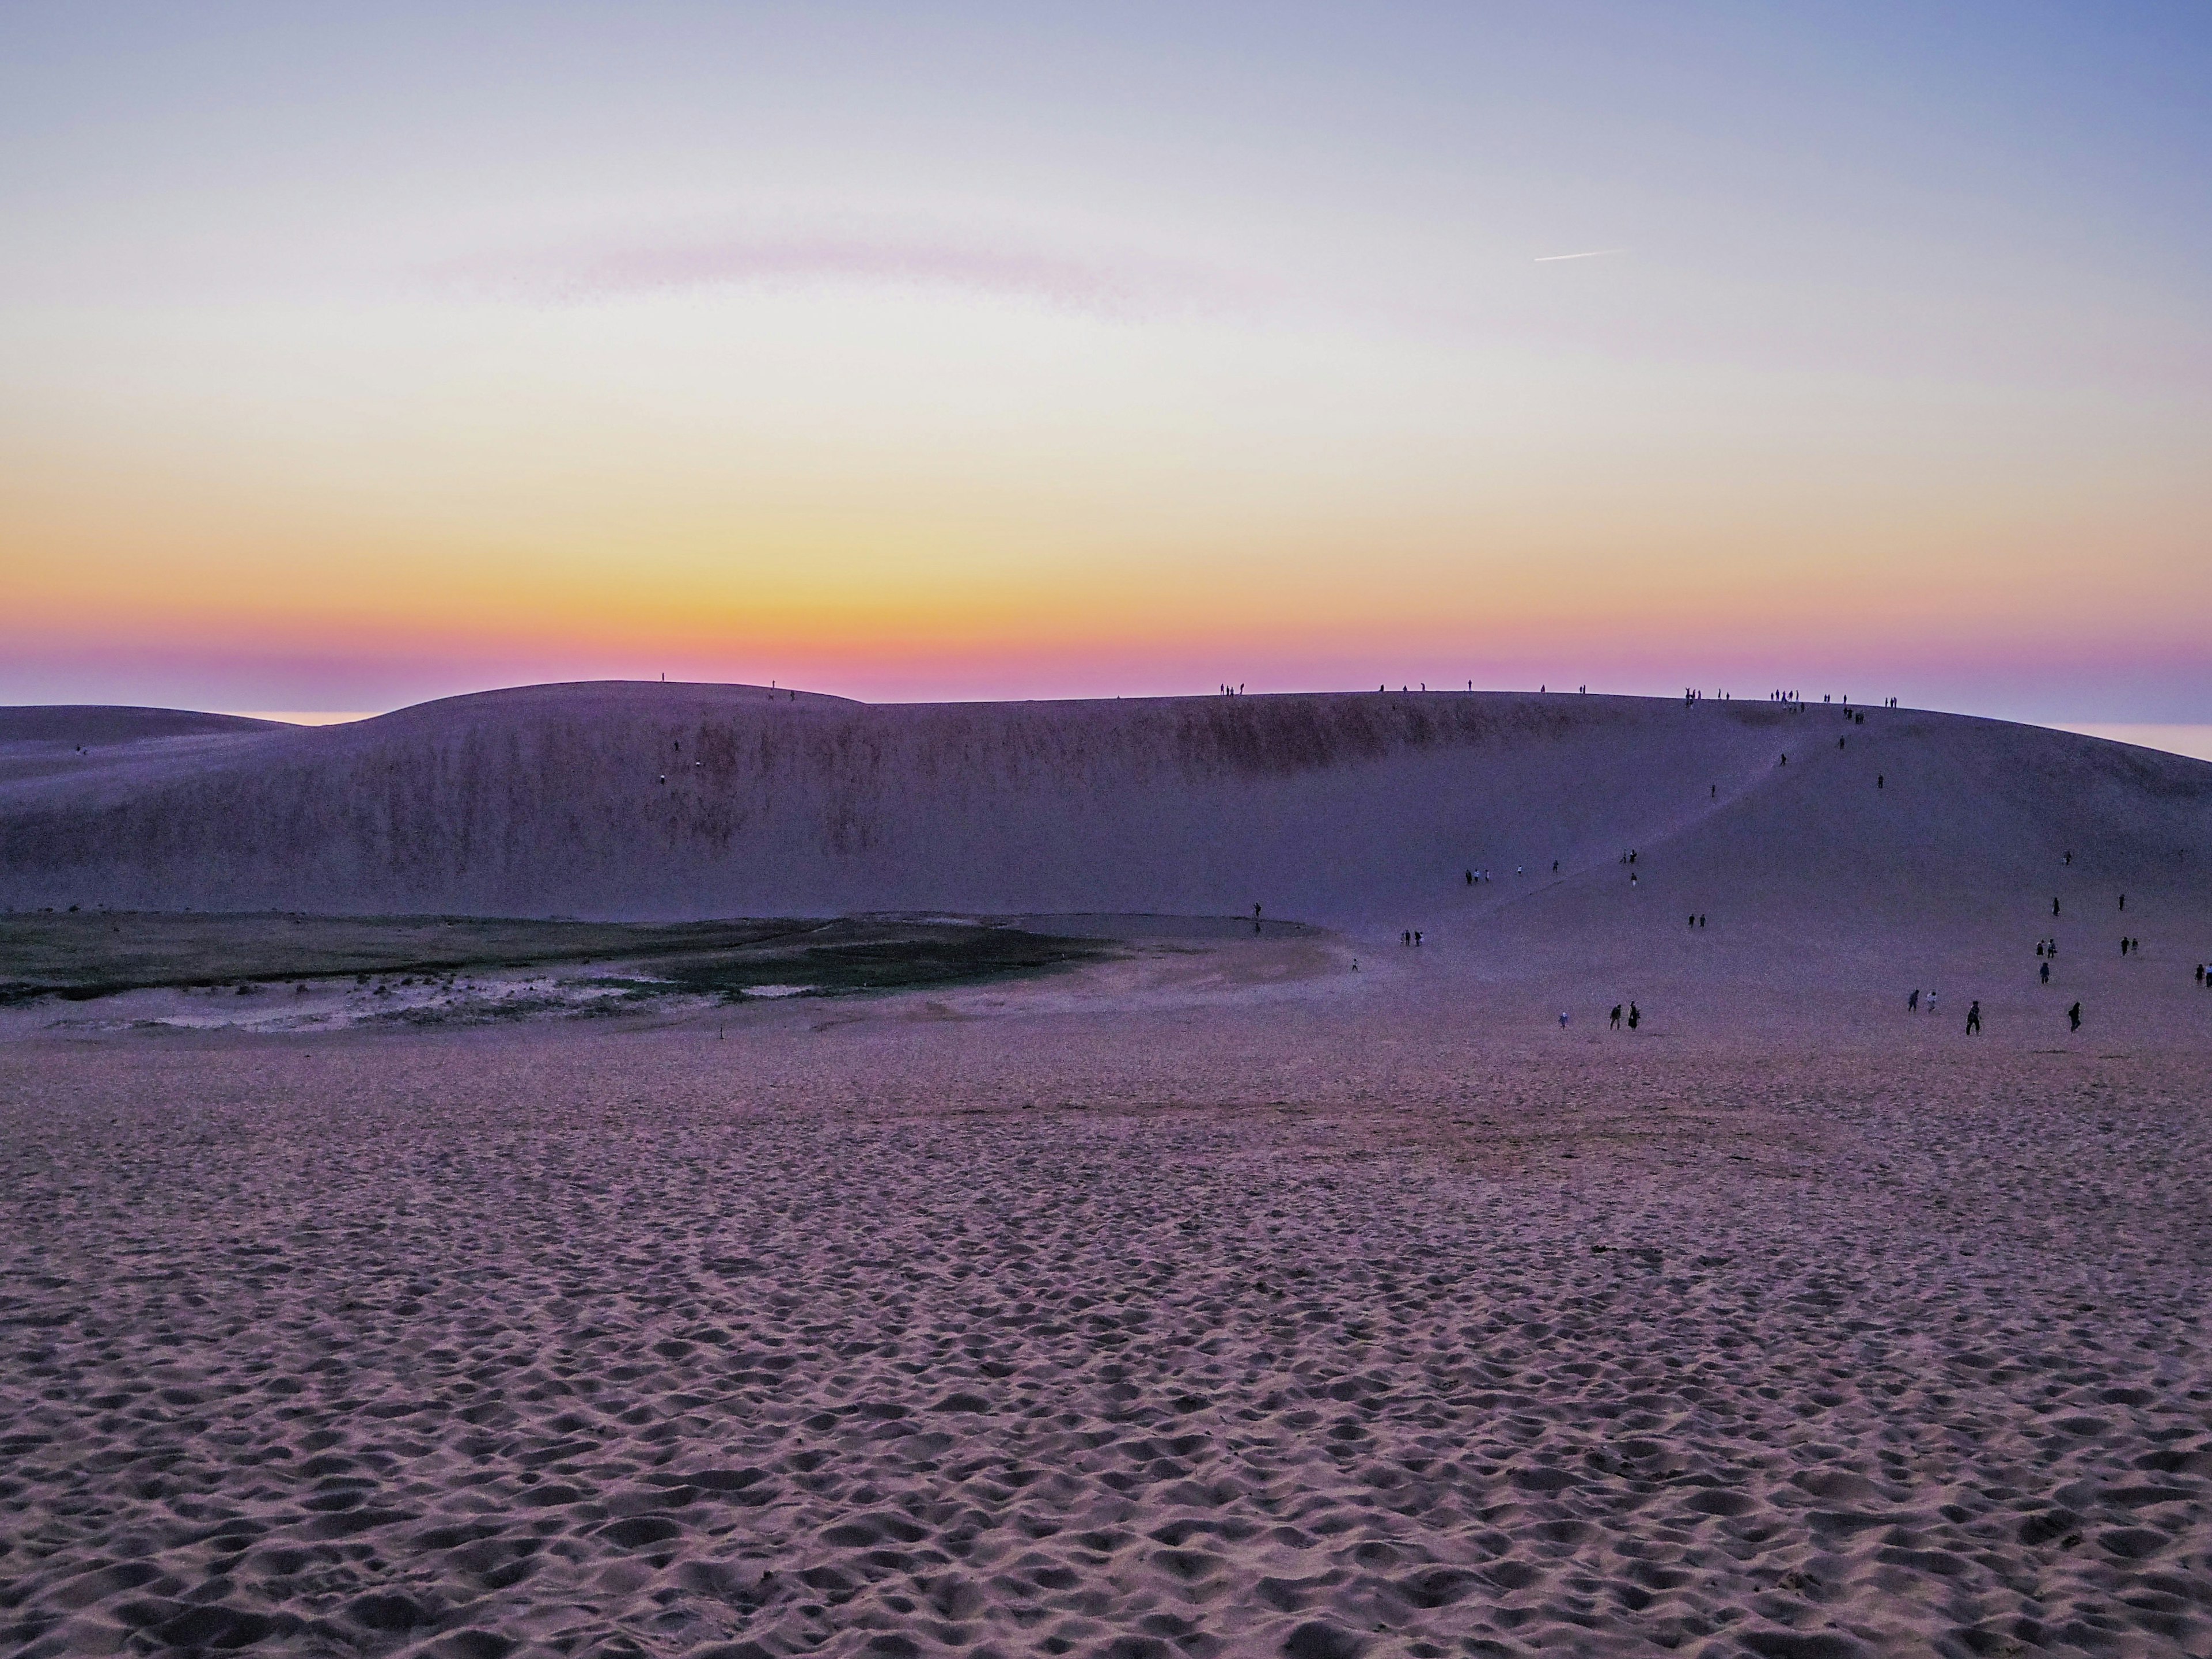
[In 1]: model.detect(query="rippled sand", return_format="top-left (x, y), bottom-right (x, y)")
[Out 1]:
top-left (3, 977), bottom-right (2208, 1658)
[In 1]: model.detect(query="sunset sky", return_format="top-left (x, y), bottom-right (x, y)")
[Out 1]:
top-left (3, 3), bottom-right (2208, 725)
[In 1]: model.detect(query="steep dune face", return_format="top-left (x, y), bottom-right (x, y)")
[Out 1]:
top-left (2, 681), bottom-right (2206, 925)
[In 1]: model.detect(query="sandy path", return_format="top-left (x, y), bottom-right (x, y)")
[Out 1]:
top-left (3, 1007), bottom-right (2207, 1658)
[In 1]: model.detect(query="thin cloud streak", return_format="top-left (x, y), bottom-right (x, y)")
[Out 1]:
top-left (1533, 247), bottom-right (1628, 262)
top-left (440, 228), bottom-right (1265, 321)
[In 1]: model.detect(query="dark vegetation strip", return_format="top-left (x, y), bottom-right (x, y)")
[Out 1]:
top-left (0, 915), bottom-right (1108, 1004)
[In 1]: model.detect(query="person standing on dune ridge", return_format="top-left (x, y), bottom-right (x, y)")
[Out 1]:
top-left (1967, 1000), bottom-right (1982, 1035)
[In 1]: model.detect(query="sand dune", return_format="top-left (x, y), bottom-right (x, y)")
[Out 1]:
top-left (5, 682), bottom-right (2207, 933)
top-left (4, 684), bottom-right (2210, 1656)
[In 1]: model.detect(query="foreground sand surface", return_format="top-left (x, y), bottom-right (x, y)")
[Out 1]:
top-left (4, 984), bottom-right (2209, 1659)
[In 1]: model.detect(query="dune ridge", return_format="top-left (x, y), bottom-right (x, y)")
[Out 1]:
top-left (4, 681), bottom-right (2207, 926)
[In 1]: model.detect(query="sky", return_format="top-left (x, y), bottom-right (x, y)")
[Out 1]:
top-left (3, 2), bottom-right (2209, 725)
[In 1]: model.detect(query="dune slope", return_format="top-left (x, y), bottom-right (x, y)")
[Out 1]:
top-left (1, 682), bottom-right (2206, 927)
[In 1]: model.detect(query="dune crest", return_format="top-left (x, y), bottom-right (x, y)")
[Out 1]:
top-left (2, 681), bottom-right (2207, 925)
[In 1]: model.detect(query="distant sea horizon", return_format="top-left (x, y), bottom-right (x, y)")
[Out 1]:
top-left (2052, 724), bottom-right (2212, 765)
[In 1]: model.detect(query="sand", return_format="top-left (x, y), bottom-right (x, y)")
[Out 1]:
top-left (9, 682), bottom-right (2206, 927)
top-left (2, 685), bottom-right (2209, 1656)
top-left (3, 969), bottom-right (2210, 1659)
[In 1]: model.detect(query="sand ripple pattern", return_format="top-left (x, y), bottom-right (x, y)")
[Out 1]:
top-left (2, 1045), bottom-right (2209, 1657)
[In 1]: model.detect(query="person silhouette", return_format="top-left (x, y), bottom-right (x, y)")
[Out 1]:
top-left (2069, 1001), bottom-right (2081, 1031)
top-left (1610, 1004), bottom-right (1622, 1029)
top-left (1627, 1002), bottom-right (1641, 1030)
top-left (1966, 1000), bottom-right (1982, 1035)
top-left (2040, 960), bottom-right (2050, 984)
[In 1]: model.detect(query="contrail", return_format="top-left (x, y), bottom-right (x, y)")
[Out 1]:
top-left (1533, 247), bottom-right (1627, 262)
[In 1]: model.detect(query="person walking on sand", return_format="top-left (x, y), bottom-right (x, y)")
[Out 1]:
top-left (1928, 991), bottom-right (1937, 1018)
top-left (1559, 1010), bottom-right (1570, 1029)
top-left (1611, 1003), bottom-right (1623, 1029)
top-left (1627, 1002), bottom-right (1641, 1030)
top-left (2069, 1001), bottom-right (2082, 1032)
top-left (2041, 959), bottom-right (2050, 984)
top-left (1908, 988), bottom-right (1919, 1012)
top-left (1966, 1000), bottom-right (1981, 1035)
